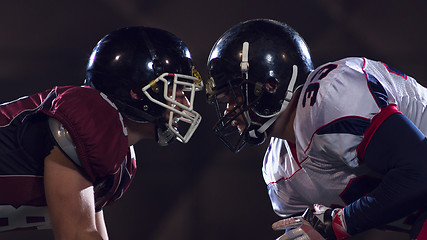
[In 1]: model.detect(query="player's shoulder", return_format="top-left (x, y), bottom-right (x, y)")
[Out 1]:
top-left (304, 57), bottom-right (372, 100)
top-left (54, 85), bottom-right (110, 104)
top-left (49, 86), bottom-right (129, 182)
top-left (310, 57), bottom-right (366, 83)
top-left (52, 86), bottom-right (119, 117)
top-left (314, 57), bottom-right (395, 80)
top-left (297, 57), bottom-right (379, 128)
top-left (51, 85), bottom-right (126, 135)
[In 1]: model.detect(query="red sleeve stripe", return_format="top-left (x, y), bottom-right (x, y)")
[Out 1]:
top-left (356, 104), bottom-right (400, 162)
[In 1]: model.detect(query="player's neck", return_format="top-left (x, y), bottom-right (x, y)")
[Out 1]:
top-left (268, 88), bottom-right (300, 143)
top-left (269, 109), bottom-right (296, 142)
top-left (123, 118), bottom-right (156, 146)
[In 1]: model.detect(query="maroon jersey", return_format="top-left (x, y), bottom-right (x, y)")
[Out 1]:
top-left (0, 86), bottom-right (137, 231)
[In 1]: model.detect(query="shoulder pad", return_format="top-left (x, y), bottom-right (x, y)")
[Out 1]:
top-left (48, 117), bottom-right (82, 166)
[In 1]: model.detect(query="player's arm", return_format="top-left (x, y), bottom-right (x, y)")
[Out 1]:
top-left (272, 109), bottom-right (427, 240)
top-left (44, 145), bottom-right (107, 240)
top-left (343, 109), bottom-right (427, 237)
top-left (95, 210), bottom-right (109, 240)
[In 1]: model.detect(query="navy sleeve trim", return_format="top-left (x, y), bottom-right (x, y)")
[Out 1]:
top-left (316, 116), bottom-right (370, 136)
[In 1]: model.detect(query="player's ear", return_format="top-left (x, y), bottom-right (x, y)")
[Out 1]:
top-left (130, 89), bottom-right (143, 100)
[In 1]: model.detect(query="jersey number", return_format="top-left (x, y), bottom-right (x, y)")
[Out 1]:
top-left (302, 64), bottom-right (337, 107)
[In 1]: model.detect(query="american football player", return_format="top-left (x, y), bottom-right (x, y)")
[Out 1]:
top-left (206, 19), bottom-right (427, 239)
top-left (0, 26), bottom-right (203, 239)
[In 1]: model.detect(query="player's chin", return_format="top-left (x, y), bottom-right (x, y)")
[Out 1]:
top-left (231, 120), bottom-right (246, 135)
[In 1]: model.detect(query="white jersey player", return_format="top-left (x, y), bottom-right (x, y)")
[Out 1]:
top-left (206, 19), bottom-right (427, 239)
top-left (264, 57), bottom-right (427, 235)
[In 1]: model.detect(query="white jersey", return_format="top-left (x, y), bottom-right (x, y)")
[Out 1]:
top-left (263, 57), bottom-right (427, 219)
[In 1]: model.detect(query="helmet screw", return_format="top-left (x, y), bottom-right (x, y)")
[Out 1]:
top-left (143, 105), bottom-right (149, 111)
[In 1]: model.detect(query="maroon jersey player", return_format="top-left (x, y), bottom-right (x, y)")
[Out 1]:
top-left (0, 26), bottom-right (203, 239)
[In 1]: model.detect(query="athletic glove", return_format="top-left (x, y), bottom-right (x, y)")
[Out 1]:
top-left (272, 204), bottom-right (351, 240)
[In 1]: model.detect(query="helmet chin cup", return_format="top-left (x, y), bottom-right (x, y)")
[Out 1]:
top-left (244, 123), bottom-right (266, 146)
top-left (212, 106), bottom-right (266, 152)
top-left (156, 123), bottom-right (176, 146)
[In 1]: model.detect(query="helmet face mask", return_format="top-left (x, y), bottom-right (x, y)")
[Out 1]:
top-left (206, 19), bottom-right (313, 152)
top-left (85, 26), bottom-right (203, 145)
top-left (141, 71), bottom-right (203, 143)
top-left (209, 78), bottom-right (267, 152)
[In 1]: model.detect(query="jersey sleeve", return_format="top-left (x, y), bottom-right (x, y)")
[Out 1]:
top-left (94, 146), bottom-right (137, 211)
top-left (39, 86), bottom-right (129, 183)
top-left (262, 138), bottom-right (313, 217)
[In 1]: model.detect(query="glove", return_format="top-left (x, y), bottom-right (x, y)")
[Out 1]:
top-left (272, 205), bottom-right (351, 240)
top-left (273, 215), bottom-right (325, 240)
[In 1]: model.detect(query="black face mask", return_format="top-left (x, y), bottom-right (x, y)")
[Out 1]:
top-left (211, 85), bottom-right (266, 153)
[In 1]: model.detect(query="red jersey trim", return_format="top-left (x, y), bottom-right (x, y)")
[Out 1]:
top-left (416, 219), bottom-right (427, 240)
top-left (356, 104), bottom-right (400, 162)
top-left (266, 141), bottom-right (302, 185)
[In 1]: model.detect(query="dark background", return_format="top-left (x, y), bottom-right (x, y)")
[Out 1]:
top-left (0, 1), bottom-right (426, 239)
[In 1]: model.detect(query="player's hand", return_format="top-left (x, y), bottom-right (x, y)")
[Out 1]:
top-left (272, 215), bottom-right (326, 240)
top-left (272, 204), bottom-right (350, 240)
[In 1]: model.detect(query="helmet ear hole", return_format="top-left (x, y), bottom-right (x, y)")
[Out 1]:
top-left (130, 88), bottom-right (146, 100)
top-left (130, 89), bottom-right (140, 100)
top-left (265, 77), bottom-right (279, 93)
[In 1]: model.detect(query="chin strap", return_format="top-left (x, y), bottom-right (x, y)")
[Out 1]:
top-left (239, 41), bottom-right (299, 145)
top-left (255, 64), bottom-right (299, 135)
top-left (244, 122), bottom-right (266, 145)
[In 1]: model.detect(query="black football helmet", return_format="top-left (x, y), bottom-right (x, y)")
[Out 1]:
top-left (206, 19), bottom-right (313, 152)
top-left (85, 26), bottom-right (203, 145)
